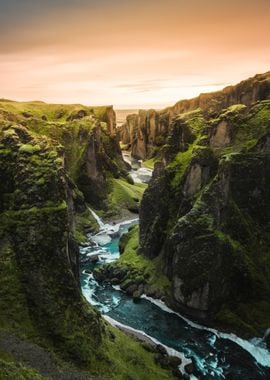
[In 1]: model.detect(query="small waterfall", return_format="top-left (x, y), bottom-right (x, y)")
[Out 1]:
top-left (263, 328), bottom-right (270, 341)
top-left (88, 207), bottom-right (105, 229)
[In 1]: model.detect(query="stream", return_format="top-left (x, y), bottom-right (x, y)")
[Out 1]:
top-left (79, 158), bottom-right (270, 379)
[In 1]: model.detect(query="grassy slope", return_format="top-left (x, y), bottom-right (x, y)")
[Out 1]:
top-left (0, 100), bottom-right (111, 182)
top-left (109, 179), bottom-right (147, 210)
top-left (116, 226), bottom-right (171, 296)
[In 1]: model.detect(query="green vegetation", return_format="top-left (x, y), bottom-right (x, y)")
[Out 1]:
top-left (18, 144), bottom-right (41, 154)
top-left (0, 359), bottom-right (47, 380)
top-left (120, 142), bottom-right (129, 150)
top-left (90, 325), bottom-right (173, 379)
top-left (0, 101), bottom-right (176, 379)
top-left (233, 100), bottom-right (270, 150)
top-left (119, 227), bottom-right (171, 294)
top-left (96, 226), bottom-right (171, 299)
top-left (75, 208), bottom-right (99, 243)
top-left (216, 301), bottom-right (270, 337)
top-left (108, 178), bottom-right (147, 213)
top-left (169, 144), bottom-right (194, 189)
top-left (175, 108), bottom-right (204, 133)
top-left (143, 158), bottom-right (156, 169)
top-left (0, 99), bottom-right (110, 123)
top-left (0, 241), bottom-right (36, 336)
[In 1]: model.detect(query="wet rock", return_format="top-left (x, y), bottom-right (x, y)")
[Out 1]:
top-left (126, 284), bottom-right (138, 295)
top-left (184, 362), bottom-right (195, 375)
top-left (169, 356), bottom-right (182, 367)
top-left (120, 279), bottom-right (134, 291)
top-left (181, 374), bottom-right (190, 380)
top-left (156, 344), bottom-right (168, 356)
top-left (110, 278), bottom-right (120, 285)
top-left (88, 254), bottom-right (99, 263)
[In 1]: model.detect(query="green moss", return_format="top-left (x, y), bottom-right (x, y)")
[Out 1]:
top-left (0, 100), bottom-right (109, 124)
top-left (92, 106), bottom-right (109, 121)
top-left (0, 359), bottom-right (47, 380)
top-left (216, 101), bottom-right (270, 154)
top-left (97, 326), bottom-right (173, 380)
top-left (74, 209), bottom-right (99, 243)
top-left (216, 301), bottom-right (270, 337)
top-left (117, 226), bottom-right (171, 296)
top-left (169, 144), bottom-right (194, 189)
top-left (109, 179), bottom-right (147, 212)
top-left (0, 101), bottom-right (175, 378)
top-left (19, 145), bottom-right (41, 154)
top-left (216, 308), bottom-right (258, 336)
top-left (143, 158), bottom-right (156, 169)
top-left (0, 148), bottom-right (12, 155)
top-left (214, 230), bottom-right (243, 251)
top-left (175, 108), bottom-right (204, 133)
top-left (120, 142), bottom-right (129, 150)
top-left (0, 241), bottom-right (36, 335)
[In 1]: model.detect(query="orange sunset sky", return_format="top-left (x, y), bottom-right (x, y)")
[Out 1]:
top-left (0, 0), bottom-right (269, 109)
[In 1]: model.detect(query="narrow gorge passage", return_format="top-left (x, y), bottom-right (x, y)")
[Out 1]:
top-left (79, 157), bottom-right (270, 380)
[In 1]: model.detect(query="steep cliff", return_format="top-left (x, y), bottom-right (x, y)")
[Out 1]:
top-left (0, 100), bottom-right (129, 209)
top-left (0, 102), bottom-right (173, 379)
top-left (139, 92), bottom-right (270, 337)
top-left (120, 71), bottom-right (270, 160)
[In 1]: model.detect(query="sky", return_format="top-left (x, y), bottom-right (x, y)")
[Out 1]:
top-left (0, 0), bottom-right (269, 109)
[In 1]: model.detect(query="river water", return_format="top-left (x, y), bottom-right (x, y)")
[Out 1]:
top-left (79, 160), bottom-right (270, 379)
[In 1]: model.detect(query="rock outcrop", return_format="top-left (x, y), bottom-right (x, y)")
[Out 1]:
top-left (0, 100), bottom-right (128, 211)
top-left (120, 71), bottom-right (270, 159)
top-left (0, 123), bottom-right (103, 365)
top-left (138, 73), bottom-right (270, 336)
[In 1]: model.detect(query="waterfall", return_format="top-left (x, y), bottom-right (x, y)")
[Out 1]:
top-left (88, 207), bottom-right (105, 229)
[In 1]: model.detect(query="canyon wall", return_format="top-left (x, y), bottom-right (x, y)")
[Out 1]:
top-left (139, 72), bottom-right (270, 336)
top-left (120, 72), bottom-right (270, 160)
top-left (0, 101), bottom-right (173, 379)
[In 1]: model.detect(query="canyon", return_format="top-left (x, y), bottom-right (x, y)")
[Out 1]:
top-left (0, 71), bottom-right (270, 379)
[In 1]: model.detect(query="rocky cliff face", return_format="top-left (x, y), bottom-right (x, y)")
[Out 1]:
top-left (120, 72), bottom-right (270, 160)
top-left (0, 101), bottom-right (173, 379)
top-left (139, 76), bottom-right (270, 336)
top-left (120, 110), bottom-right (169, 159)
top-left (0, 123), bottom-right (103, 364)
top-left (0, 101), bottom-right (130, 211)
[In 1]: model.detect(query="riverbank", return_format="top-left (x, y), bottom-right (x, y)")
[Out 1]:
top-left (104, 315), bottom-right (194, 379)
top-left (80, 211), bottom-right (270, 379)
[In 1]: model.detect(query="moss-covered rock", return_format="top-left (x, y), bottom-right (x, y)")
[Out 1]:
top-left (139, 92), bottom-right (270, 337)
top-left (94, 226), bottom-right (171, 301)
top-left (119, 71), bottom-right (270, 160)
top-left (0, 109), bottom-right (175, 378)
top-left (0, 99), bottom-right (130, 211)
